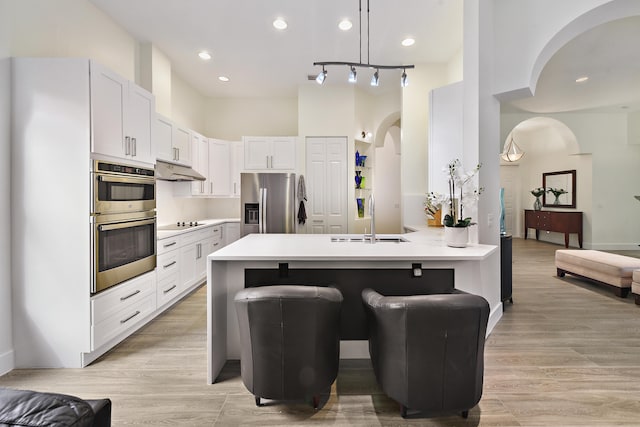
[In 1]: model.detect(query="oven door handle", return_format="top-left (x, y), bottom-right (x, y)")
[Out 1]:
top-left (99, 218), bottom-right (156, 232)
top-left (97, 174), bottom-right (155, 185)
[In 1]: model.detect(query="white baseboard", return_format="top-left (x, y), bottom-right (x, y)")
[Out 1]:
top-left (0, 349), bottom-right (15, 376)
top-left (590, 243), bottom-right (640, 251)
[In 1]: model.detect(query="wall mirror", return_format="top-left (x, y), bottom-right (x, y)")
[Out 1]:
top-left (542, 170), bottom-right (576, 208)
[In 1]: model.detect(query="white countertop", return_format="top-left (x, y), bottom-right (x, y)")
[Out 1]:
top-left (157, 218), bottom-right (239, 240)
top-left (208, 227), bottom-right (497, 262)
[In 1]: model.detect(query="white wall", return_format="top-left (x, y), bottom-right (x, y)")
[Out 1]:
top-left (0, 0), bottom-right (13, 375)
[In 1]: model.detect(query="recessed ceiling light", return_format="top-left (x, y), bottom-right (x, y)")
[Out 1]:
top-left (575, 76), bottom-right (589, 83)
top-left (401, 38), bottom-right (415, 47)
top-left (273, 18), bottom-right (288, 30)
top-left (218, 76), bottom-right (229, 82)
top-left (338, 19), bottom-right (353, 31)
top-left (198, 51), bottom-right (212, 60)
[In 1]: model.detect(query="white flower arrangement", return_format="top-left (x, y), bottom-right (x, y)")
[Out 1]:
top-left (426, 159), bottom-right (483, 227)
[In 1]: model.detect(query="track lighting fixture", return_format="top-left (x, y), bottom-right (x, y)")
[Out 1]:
top-left (313, 0), bottom-right (414, 88)
top-left (316, 66), bottom-right (327, 85)
top-left (348, 66), bottom-right (357, 83)
top-left (370, 69), bottom-right (379, 86)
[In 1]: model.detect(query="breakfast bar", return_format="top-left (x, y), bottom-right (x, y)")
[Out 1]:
top-left (206, 228), bottom-right (499, 383)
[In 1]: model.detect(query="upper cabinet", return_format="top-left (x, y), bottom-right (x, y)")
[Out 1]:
top-left (191, 132), bottom-right (210, 196)
top-left (209, 139), bottom-right (231, 197)
top-left (230, 141), bottom-right (244, 197)
top-left (243, 136), bottom-right (296, 170)
top-left (90, 61), bottom-right (155, 165)
top-left (155, 114), bottom-right (192, 167)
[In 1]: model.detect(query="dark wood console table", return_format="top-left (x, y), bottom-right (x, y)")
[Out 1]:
top-left (524, 210), bottom-right (583, 248)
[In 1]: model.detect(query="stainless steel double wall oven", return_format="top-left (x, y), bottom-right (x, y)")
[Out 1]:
top-left (91, 160), bottom-right (156, 294)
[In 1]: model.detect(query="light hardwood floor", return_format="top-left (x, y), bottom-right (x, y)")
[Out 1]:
top-left (2, 238), bottom-right (640, 426)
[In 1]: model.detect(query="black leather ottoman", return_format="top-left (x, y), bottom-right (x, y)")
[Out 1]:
top-left (0, 387), bottom-right (111, 426)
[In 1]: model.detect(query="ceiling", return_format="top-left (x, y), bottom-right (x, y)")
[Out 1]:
top-left (89, 0), bottom-right (463, 98)
top-left (88, 1), bottom-right (639, 113)
top-left (505, 15), bottom-right (640, 114)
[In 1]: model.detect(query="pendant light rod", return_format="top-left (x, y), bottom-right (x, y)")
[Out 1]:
top-left (359, 0), bottom-right (362, 65)
top-left (313, 0), bottom-right (413, 86)
top-left (313, 61), bottom-right (415, 70)
top-left (366, 0), bottom-right (370, 65)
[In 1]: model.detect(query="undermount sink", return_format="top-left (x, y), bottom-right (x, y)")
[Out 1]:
top-left (330, 236), bottom-right (409, 243)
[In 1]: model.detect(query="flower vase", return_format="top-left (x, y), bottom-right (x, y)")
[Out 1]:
top-left (356, 198), bottom-right (365, 218)
top-left (444, 226), bottom-right (468, 248)
top-left (553, 195), bottom-right (560, 205)
top-left (533, 196), bottom-right (542, 210)
top-left (355, 171), bottom-right (362, 189)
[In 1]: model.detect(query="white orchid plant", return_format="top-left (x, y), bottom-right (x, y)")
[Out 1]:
top-left (438, 159), bottom-right (483, 227)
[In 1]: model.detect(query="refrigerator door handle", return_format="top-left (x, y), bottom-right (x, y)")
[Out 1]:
top-left (262, 187), bottom-right (268, 233)
top-left (258, 187), bottom-right (264, 233)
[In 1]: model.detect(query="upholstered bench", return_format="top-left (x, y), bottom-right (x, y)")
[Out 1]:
top-left (632, 270), bottom-right (640, 305)
top-left (555, 249), bottom-right (640, 298)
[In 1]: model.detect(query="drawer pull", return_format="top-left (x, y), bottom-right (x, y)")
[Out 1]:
top-left (163, 241), bottom-right (177, 248)
top-left (120, 290), bottom-right (141, 301)
top-left (163, 260), bottom-right (177, 269)
top-left (213, 242), bottom-right (219, 247)
top-left (163, 285), bottom-right (177, 294)
top-left (120, 310), bottom-right (141, 324)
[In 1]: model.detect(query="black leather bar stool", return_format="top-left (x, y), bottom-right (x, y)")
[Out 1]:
top-left (362, 288), bottom-right (489, 418)
top-left (234, 285), bottom-right (343, 409)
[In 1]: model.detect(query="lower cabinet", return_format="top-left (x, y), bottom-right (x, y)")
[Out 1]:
top-left (90, 270), bottom-right (157, 350)
top-left (89, 221), bottom-right (232, 363)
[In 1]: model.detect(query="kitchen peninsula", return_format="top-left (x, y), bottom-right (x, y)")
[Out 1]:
top-left (206, 229), bottom-right (499, 383)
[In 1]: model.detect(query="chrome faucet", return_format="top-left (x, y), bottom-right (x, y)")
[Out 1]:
top-left (366, 193), bottom-right (376, 243)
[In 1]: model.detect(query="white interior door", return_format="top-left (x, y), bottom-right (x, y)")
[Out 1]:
top-left (305, 137), bottom-right (347, 234)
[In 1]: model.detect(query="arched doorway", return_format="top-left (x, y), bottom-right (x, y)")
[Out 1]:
top-left (374, 113), bottom-right (402, 233)
top-left (499, 117), bottom-right (591, 245)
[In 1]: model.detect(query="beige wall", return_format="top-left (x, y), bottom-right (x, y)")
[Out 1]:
top-left (206, 97), bottom-right (298, 140)
top-left (7, 0), bottom-right (136, 80)
top-left (0, 0), bottom-right (13, 375)
top-left (172, 71), bottom-right (207, 135)
top-left (401, 63), bottom-right (449, 225)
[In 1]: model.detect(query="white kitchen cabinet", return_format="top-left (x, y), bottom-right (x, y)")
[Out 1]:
top-left (305, 137), bottom-right (348, 234)
top-left (90, 270), bottom-right (156, 351)
top-left (209, 139), bottom-right (231, 196)
top-left (230, 141), bottom-right (244, 197)
top-left (243, 136), bottom-right (296, 170)
top-left (191, 132), bottom-right (210, 196)
top-left (222, 222), bottom-right (241, 246)
top-left (90, 61), bottom-right (155, 164)
top-left (156, 246), bottom-right (181, 308)
top-left (155, 114), bottom-right (192, 166)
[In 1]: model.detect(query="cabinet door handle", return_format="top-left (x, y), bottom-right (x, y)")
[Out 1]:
top-left (132, 137), bottom-right (137, 157)
top-left (163, 260), bottom-right (177, 269)
top-left (120, 310), bottom-right (141, 324)
top-left (163, 241), bottom-right (177, 248)
top-left (125, 136), bottom-right (131, 155)
top-left (270, 155), bottom-right (274, 168)
top-left (210, 182), bottom-right (213, 194)
top-left (177, 148), bottom-right (180, 161)
top-left (213, 242), bottom-right (219, 247)
top-left (163, 284), bottom-right (177, 294)
top-left (120, 289), bottom-right (141, 301)
top-left (234, 182), bottom-right (237, 194)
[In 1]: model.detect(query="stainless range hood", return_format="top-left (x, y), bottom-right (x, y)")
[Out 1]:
top-left (155, 160), bottom-right (205, 181)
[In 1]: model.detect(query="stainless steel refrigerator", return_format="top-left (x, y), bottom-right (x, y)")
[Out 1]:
top-left (241, 172), bottom-right (296, 237)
